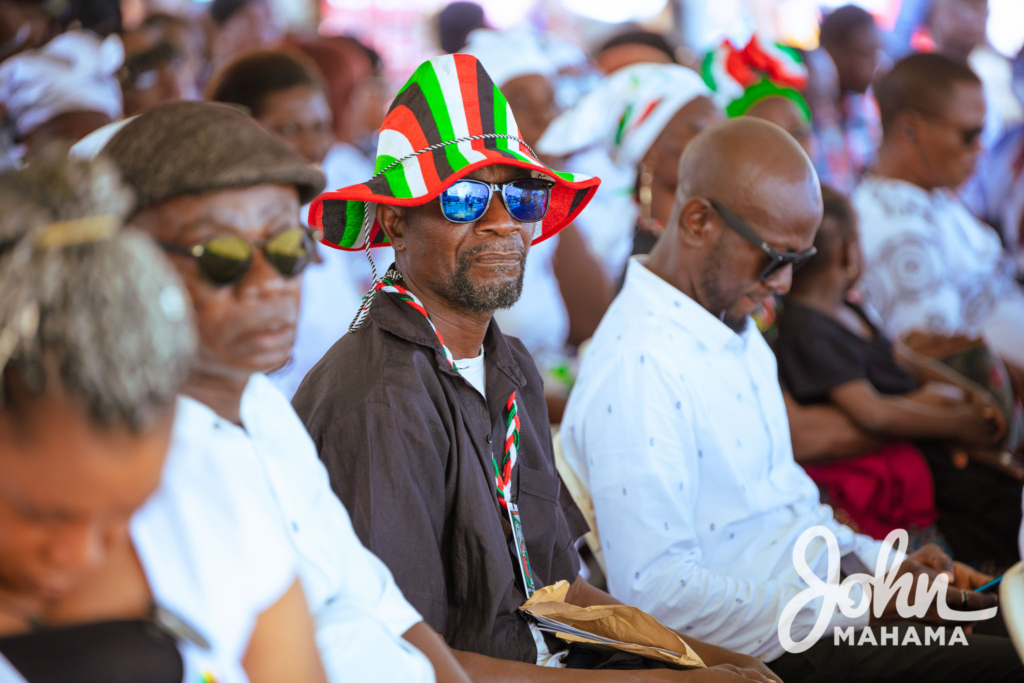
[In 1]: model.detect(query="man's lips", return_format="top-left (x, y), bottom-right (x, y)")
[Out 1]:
top-left (472, 252), bottom-right (524, 267)
top-left (235, 319), bottom-right (295, 347)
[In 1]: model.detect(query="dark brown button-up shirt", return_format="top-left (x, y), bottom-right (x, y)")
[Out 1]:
top-left (292, 284), bottom-right (588, 662)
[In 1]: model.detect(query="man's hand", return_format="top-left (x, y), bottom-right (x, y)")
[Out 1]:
top-left (870, 546), bottom-right (998, 625)
top-left (949, 561), bottom-right (994, 591)
top-left (679, 640), bottom-right (782, 683)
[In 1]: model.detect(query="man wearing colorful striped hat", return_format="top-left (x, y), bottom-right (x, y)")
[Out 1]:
top-left (293, 54), bottom-right (778, 682)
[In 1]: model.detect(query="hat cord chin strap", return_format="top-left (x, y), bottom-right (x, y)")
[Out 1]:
top-left (347, 133), bottom-right (539, 333)
top-left (348, 203), bottom-right (379, 332)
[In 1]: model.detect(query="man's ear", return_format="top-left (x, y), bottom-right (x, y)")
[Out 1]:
top-left (895, 110), bottom-right (923, 143)
top-left (377, 204), bottom-right (407, 252)
top-left (674, 197), bottom-right (715, 248)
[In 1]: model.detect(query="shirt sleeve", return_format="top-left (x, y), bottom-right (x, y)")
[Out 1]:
top-left (312, 398), bottom-right (452, 635)
top-left (569, 351), bottom-right (867, 659)
top-left (313, 497), bottom-right (434, 683)
top-left (312, 488), bottom-right (424, 636)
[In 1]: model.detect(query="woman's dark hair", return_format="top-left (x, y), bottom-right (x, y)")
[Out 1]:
top-left (210, 0), bottom-right (256, 26)
top-left (59, 0), bottom-right (121, 36)
top-left (819, 4), bottom-right (876, 50)
top-left (206, 48), bottom-right (324, 119)
top-left (792, 185), bottom-right (858, 281)
top-left (437, 1), bottom-right (485, 54)
top-left (596, 29), bottom-right (677, 63)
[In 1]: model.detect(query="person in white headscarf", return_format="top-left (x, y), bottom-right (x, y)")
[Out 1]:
top-left (463, 27), bottom-right (557, 148)
top-left (538, 62), bottom-right (721, 277)
top-left (462, 29), bottom-right (613, 420)
top-left (0, 29), bottom-right (123, 157)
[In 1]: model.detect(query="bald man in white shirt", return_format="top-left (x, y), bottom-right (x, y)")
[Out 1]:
top-left (561, 118), bottom-right (1020, 683)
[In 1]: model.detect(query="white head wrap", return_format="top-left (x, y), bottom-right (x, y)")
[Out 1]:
top-left (0, 30), bottom-right (124, 138)
top-left (536, 62), bottom-right (711, 169)
top-left (461, 28), bottom-right (557, 88)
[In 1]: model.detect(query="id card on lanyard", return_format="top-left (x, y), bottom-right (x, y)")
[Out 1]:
top-left (507, 501), bottom-right (536, 598)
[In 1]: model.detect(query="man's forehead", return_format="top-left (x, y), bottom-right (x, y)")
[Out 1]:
top-left (947, 81), bottom-right (986, 116)
top-left (848, 22), bottom-right (881, 50)
top-left (462, 164), bottom-right (533, 182)
top-left (731, 189), bottom-right (822, 252)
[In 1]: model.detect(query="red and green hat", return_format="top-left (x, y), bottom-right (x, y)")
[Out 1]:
top-left (701, 36), bottom-right (811, 123)
top-left (308, 54), bottom-right (601, 252)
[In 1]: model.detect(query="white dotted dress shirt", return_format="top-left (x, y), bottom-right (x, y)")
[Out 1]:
top-left (561, 259), bottom-right (884, 662)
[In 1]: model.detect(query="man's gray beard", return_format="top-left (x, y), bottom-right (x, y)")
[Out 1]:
top-left (442, 245), bottom-right (526, 312)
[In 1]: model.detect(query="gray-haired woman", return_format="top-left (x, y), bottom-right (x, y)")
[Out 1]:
top-left (0, 154), bottom-right (327, 683)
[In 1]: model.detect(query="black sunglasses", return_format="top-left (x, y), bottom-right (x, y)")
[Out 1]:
top-left (159, 227), bottom-right (315, 286)
top-left (708, 200), bottom-right (817, 283)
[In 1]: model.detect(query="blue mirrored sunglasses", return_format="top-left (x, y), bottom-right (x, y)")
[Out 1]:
top-left (438, 178), bottom-right (554, 224)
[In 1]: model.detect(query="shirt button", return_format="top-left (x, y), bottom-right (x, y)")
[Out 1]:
top-left (486, 434), bottom-right (493, 444)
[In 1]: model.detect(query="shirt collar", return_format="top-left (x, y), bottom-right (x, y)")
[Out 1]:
top-left (623, 257), bottom-right (750, 353)
top-left (368, 267), bottom-right (526, 388)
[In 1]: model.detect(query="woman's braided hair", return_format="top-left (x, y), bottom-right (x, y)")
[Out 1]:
top-left (0, 151), bottom-right (195, 431)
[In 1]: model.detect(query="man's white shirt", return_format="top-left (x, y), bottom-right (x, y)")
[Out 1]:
top-left (561, 259), bottom-right (883, 662)
top-left (170, 374), bottom-right (435, 683)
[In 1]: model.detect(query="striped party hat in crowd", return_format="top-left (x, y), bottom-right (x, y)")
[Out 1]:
top-left (701, 36), bottom-right (810, 122)
top-left (308, 53), bottom-right (601, 252)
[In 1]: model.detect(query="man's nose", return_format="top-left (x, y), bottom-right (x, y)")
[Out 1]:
top-left (475, 190), bottom-right (521, 237)
top-left (240, 248), bottom-right (291, 298)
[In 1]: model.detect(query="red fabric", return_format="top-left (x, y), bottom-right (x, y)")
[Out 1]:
top-left (803, 441), bottom-right (937, 540)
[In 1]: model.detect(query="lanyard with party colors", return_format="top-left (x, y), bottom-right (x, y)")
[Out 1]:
top-left (376, 275), bottom-right (537, 597)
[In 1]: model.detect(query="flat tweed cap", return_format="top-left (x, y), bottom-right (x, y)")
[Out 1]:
top-left (103, 100), bottom-right (326, 213)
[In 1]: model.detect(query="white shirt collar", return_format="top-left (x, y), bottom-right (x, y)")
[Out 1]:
top-left (175, 373), bottom-right (279, 434)
top-left (623, 257), bottom-right (749, 353)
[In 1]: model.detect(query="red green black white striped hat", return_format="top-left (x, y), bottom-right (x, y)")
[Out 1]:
top-left (307, 54), bottom-right (601, 252)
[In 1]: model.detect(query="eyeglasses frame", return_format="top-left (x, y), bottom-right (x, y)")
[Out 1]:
top-left (707, 199), bottom-right (817, 283)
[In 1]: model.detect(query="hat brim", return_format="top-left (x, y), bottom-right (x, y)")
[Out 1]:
top-left (308, 150), bottom-right (600, 251)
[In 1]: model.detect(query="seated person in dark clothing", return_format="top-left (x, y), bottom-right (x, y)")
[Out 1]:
top-left (776, 186), bottom-right (1023, 571)
top-left (294, 54), bottom-right (780, 683)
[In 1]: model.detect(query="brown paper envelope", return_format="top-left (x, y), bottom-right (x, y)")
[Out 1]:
top-left (520, 581), bottom-right (705, 669)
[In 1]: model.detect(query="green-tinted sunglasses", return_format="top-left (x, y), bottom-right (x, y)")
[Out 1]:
top-left (159, 227), bottom-right (315, 286)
